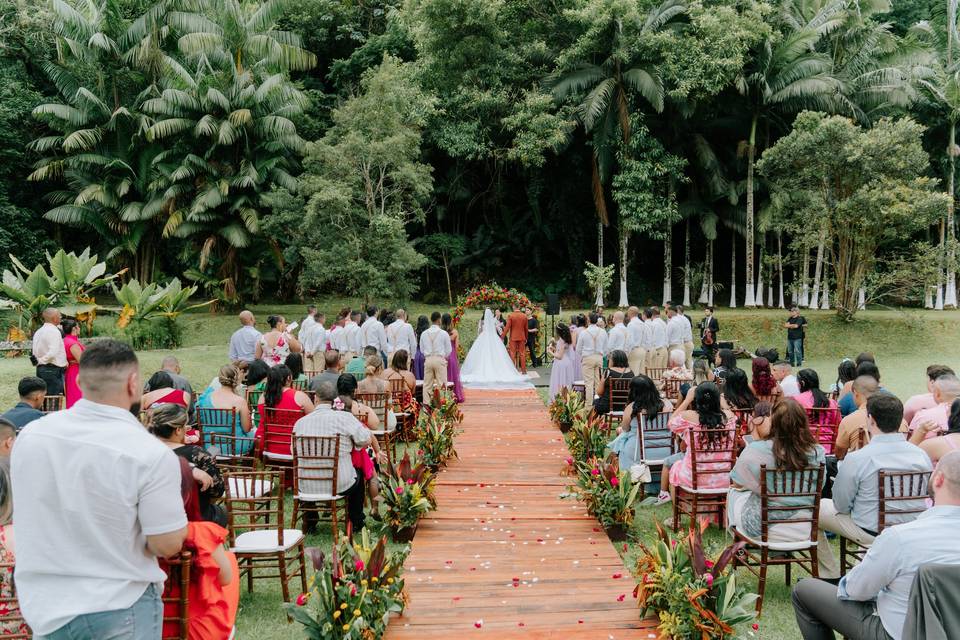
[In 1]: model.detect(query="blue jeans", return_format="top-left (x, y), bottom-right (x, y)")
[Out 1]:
top-left (787, 338), bottom-right (804, 366)
top-left (40, 583), bottom-right (162, 640)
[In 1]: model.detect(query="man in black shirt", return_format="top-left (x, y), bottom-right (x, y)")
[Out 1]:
top-left (525, 307), bottom-right (541, 368)
top-left (785, 306), bottom-right (807, 367)
top-left (698, 306), bottom-right (719, 361)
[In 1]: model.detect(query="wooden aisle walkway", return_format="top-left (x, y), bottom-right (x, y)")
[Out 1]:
top-left (386, 389), bottom-right (658, 639)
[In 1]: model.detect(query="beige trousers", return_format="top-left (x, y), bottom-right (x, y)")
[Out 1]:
top-left (305, 352), bottom-right (325, 373)
top-left (683, 341), bottom-right (695, 369)
top-left (650, 347), bottom-right (668, 370)
top-left (628, 347), bottom-right (647, 376)
top-left (340, 351), bottom-right (356, 368)
top-left (816, 498), bottom-right (876, 579)
top-left (582, 354), bottom-right (604, 401)
top-left (423, 355), bottom-right (448, 406)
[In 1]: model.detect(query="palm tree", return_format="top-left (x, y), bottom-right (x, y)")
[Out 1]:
top-left (549, 0), bottom-right (684, 307)
top-left (735, 1), bottom-right (845, 306)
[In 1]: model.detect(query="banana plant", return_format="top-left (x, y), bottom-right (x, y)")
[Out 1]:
top-left (113, 278), bottom-right (213, 328)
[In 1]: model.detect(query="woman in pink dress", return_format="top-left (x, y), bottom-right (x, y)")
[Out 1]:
top-left (61, 318), bottom-right (84, 407)
top-left (668, 381), bottom-right (737, 494)
top-left (442, 313), bottom-right (464, 402)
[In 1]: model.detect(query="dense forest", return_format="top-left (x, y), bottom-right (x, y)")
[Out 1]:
top-left (0, 0), bottom-right (953, 318)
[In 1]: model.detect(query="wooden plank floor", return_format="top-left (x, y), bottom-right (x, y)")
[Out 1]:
top-left (386, 389), bottom-right (659, 639)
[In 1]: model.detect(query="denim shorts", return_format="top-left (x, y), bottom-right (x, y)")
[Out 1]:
top-left (39, 583), bottom-right (162, 640)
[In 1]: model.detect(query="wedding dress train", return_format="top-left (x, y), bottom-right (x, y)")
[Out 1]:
top-left (461, 308), bottom-right (532, 389)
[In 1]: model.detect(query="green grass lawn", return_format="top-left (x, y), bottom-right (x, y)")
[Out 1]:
top-left (2, 300), bottom-right (959, 639)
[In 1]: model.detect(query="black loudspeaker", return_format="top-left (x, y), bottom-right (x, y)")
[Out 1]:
top-left (546, 294), bottom-right (560, 316)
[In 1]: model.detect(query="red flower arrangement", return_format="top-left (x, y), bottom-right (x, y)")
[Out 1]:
top-left (451, 282), bottom-right (540, 328)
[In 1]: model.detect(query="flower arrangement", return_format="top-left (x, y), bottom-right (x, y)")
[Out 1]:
top-left (286, 529), bottom-right (408, 639)
top-left (414, 409), bottom-right (461, 470)
top-left (548, 388), bottom-right (586, 432)
top-left (634, 521), bottom-right (757, 639)
top-left (451, 282), bottom-right (538, 328)
top-left (565, 413), bottom-right (609, 462)
top-left (377, 452), bottom-right (436, 541)
top-left (569, 455), bottom-right (640, 540)
top-left (428, 387), bottom-right (463, 425)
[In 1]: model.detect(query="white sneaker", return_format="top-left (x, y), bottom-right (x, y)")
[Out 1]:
top-left (654, 491), bottom-right (671, 506)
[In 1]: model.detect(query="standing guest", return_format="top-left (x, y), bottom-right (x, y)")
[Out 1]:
top-left (0, 465), bottom-right (25, 637)
top-left (360, 305), bottom-right (389, 365)
top-left (548, 324), bottom-right (577, 401)
top-left (832, 359), bottom-right (858, 399)
top-left (504, 305), bottom-right (529, 373)
top-left (665, 306), bottom-right (685, 358)
top-left (722, 368), bottom-right (757, 410)
top-left (301, 309), bottom-right (327, 374)
top-left (339, 311), bottom-right (363, 364)
top-left (526, 307), bottom-right (541, 368)
top-left (908, 374), bottom-right (960, 437)
top-left (750, 357), bottom-right (781, 399)
top-left (578, 312), bottom-right (607, 402)
top-left (793, 450), bottom-right (960, 640)
top-left (383, 351), bottom-right (417, 395)
top-left (326, 308), bottom-right (349, 352)
top-left (310, 351), bottom-right (342, 394)
top-left (441, 313), bottom-right (465, 402)
top-left (648, 307), bottom-right (669, 370)
top-left (570, 314), bottom-right (586, 381)
top-left (420, 312), bottom-right (452, 406)
top-left (698, 306), bottom-right (720, 363)
top-left (915, 398), bottom-right (960, 464)
top-left (31, 307), bottom-right (66, 397)
top-left (61, 318), bottom-right (84, 407)
top-left (256, 314), bottom-right (301, 367)
top-left (816, 394), bottom-right (931, 579)
top-left (413, 315), bottom-right (430, 380)
top-left (387, 310), bottom-right (418, 370)
top-left (785, 306), bottom-right (808, 367)
top-left (606, 311), bottom-right (628, 356)
top-left (626, 306), bottom-right (647, 376)
top-left (593, 350), bottom-right (634, 415)
top-left (609, 375), bottom-right (669, 473)
top-left (195, 364), bottom-right (253, 445)
top-left (903, 364), bottom-right (954, 424)
top-left (12, 339), bottom-right (187, 637)
top-left (293, 380), bottom-right (372, 534)
top-left (228, 310), bottom-right (261, 364)
top-left (713, 348), bottom-right (738, 382)
top-left (1, 377), bottom-right (46, 430)
top-left (772, 361), bottom-right (801, 397)
top-left (728, 399), bottom-right (825, 542)
top-left (676, 305), bottom-right (695, 369)
top-left (142, 371), bottom-right (191, 410)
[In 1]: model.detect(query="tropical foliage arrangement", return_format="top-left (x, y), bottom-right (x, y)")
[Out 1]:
top-left (565, 413), bottom-right (609, 462)
top-left (376, 451), bottom-right (437, 540)
top-left (286, 530), bottom-right (408, 640)
top-left (635, 521), bottom-right (757, 639)
top-left (414, 389), bottom-right (463, 469)
top-left (113, 278), bottom-right (214, 348)
top-left (548, 388), bottom-right (587, 431)
top-left (570, 455), bottom-right (641, 537)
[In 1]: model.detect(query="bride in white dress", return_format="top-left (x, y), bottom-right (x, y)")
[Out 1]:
top-left (461, 308), bottom-right (532, 389)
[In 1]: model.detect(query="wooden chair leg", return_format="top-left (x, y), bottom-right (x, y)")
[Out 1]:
top-left (279, 551), bottom-right (290, 602)
top-left (785, 557), bottom-right (792, 585)
top-left (246, 556), bottom-right (254, 593)
top-left (298, 541), bottom-right (308, 593)
top-left (839, 536), bottom-right (848, 576)
top-left (291, 498), bottom-right (300, 530)
top-left (331, 499), bottom-right (339, 544)
top-left (811, 546), bottom-right (820, 578)
top-left (672, 492), bottom-right (680, 531)
top-left (756, 549), bottom-right (768, 614)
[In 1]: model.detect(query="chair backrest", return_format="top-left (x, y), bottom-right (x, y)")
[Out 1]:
top-left (687, 426), bottom-right (737, 490)
top-left (357, 412), bottom-right (369, 427)
top-left (638, 411), bottom-right (674, 462)
top-left (355, 391), bottom-right (389, 426)
top-left (0, 561), bottom-right (29, 639)
top-left (260, 407), bottom-right (304, 456)
top-left (878, 469), bottom-right (931, 532)
top-left (607, 376), bottom-right (632, 413)
top-left (293, 434), bottom-right (341, 497)
top-left (224, 470), bottom-right (283, 543)
top-left (292, 378), bottom-right (310, 392)
top-left (304, 369), bottom-right (320, 380)
top-left (208, 433), bottom-right (257, 472)
top-left (757, 394), bottom-right (781, 406)
top-left (161, 551), bottom-right (192, 640)
top-left (758, 464), bottom-right (825, 543)
top-left (647, 367), bottom-right (667, 381)
top-left (387, 377), bottom-right (406, 408)
top-left (245, 387), bottom-right (263, 413)
top-left (196, 407), bottom-right (237, 448)
top-left (661, 378), bottom-right (682, 402)
top-left (731, 408), bottom-right (753, 437)
top-left (41, 394), bottom-right (64, 413)
top-left (806, 406), bottom-right (841, 454)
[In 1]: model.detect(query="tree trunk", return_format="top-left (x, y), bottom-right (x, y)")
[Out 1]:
top-left (947, 21), bottom-right (957, 308)
top-left (707, 239), bottom-right (715, 305)
top-left (858, 287), bottom-right (866, 310)
top-left (729, 229), bottom-right (737, 308)
top-left (926, 286), bottom-right (935, 309)
top-left (618, 224), bottom-right (629, 308)
top-left (662, 221), bottom-right (672, 305)
top-left (820, 254), bottom-right (830, 310)
top-left (755, 242), bottom-right (764, 307)
top-left (810, 225), bottom-right (826, 309)
top-left (800, 245), bottom-right (810, 307)
top-left (596, 221), bottom-right (605, 307)
top-left (683, 217), bottom-right (691, 306)
top-left (777, 232), bottom-right (785, 308)
top-left (443, 253), bottom-right (453, 305)
top-left (744, 115), bottom-right (758, 307)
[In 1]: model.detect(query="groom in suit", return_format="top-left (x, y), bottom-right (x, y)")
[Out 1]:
top-left (504, 305), bottom-right (529, 373)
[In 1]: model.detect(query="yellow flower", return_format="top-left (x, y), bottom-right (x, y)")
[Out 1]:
top-left (371, 577), bottom-right (379, 583)
top-left (340, 603), bottom-right (348, 610)
top-left (342, 624), bottom-right (350, 631)
top-left (360, 579), bottom-right (368, 586)
top-left (333, 611), bottom-right (341, 619)
top-left (387, 578), bottom-right (394, 584)
top-left (353, 609), bottom-right (361, 617)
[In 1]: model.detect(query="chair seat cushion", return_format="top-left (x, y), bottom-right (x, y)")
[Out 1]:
top-left (296, 491), bottom-right (343, 502)
top-left (231, 529), bottom-right (304, 553)
top-left (264, 452), bottom-right (293, 462)
top-left (731, 526), bottom-right (817, 552)
top-left (227, 477), bottom-right (272, 500)
top-left (677, 486), bottom-right (728, 495)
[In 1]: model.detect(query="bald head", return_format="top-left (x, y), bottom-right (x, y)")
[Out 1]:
top-left (613, 311), bottom-right (624, 324)
top-left (934, 375), bottom-right (960, 404)
top-left (852, 375), bottom-right (879, 405)
top-left (161, 355), bottom-right (180, 373)
top-left (933, 450), bottom-right (960, 505)
top-left (239, 310), bottom-right (255, 326)
top-left (42, 307), bottom-right (60, 324)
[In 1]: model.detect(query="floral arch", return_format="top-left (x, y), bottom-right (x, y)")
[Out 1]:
top-left (451, 283), bottom-right (538, 328)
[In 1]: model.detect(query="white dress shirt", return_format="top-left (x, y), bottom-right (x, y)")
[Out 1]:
top-left (12, 399), bottom-right (186, 635)
top-left (302, 322), bottom-right (326, 355)
top-left (781, 374), bottom-right (801, 397)
top-left (650, 318), bottom-right (668, 349)
top-left (419, 325), bottom-right (452, 358)
top-left (666, 316), bottom-right (685, 346)
top-left (32, 323), bottom-right (67, 367)
top-left (360, 317), bottom-right (389, 354)
top-left (387, 321), bottom-right (417, 356)
top-left (300, 313), bottom-right (316, 337)
top-left (838, 505), bottom-right (960, 640)
top-left (578, 325), bottom-right (607, 358)
top-left (679, 314), bottom-right (694, 342)
top-left (626, 317), bottom-right (646, 352)
top-left (341, 321), bottom-right (361, 353)
top-left (607, 323), bottom-right (628, 354)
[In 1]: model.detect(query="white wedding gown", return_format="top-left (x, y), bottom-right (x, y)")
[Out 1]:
top-left (461, 308), bottom-right (532, 389)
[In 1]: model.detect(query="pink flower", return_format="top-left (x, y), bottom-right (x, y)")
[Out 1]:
top-left (407, 478), bottom-right (415, 485)
top-left (565, 457), bottom-right (573, 465)
top-left (395, 486), bottom-right (404, 495)
top-left (752, 623), bottom-right (759, 631)
top-left (705, 559), bottom-right (715, 568)
top-left (704, 573), bottom-right (714, 587)
top-left (295, 592), bottom-right (309, 606)
top-left (591, 468), bottom-right (600, 476)
top-left (355, 559), bottom-right (364, 572)
top-left (610, 476), bottom-right (619, 487)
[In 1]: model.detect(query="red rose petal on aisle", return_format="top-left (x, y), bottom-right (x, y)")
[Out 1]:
top-left (593, 527), bottom-right (600, 532)
top-left (474, 621), bottom-right (483, 628)
top-left (616, 594), bottom-right (625, 602)
top-left (518, 622), bottom-right (525, 627)
top-left (453, 597), bottom-right (461, 601)
top-left (612, 573), bottom-right (622, 579)
top-left (578, 619), bottom-right (584, 624)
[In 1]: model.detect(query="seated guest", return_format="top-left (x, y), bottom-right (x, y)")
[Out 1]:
top-left (256, 365), bottom-right (314, 433)
top-left (794, 369), bottom-right (837, 413)
top-left (816, 394), bottom-right (932, 579)
top-left (713, 348), bottom-right (738, 381)
top-left (661, 348), bottom-right (692, 393)
top-left (154, 356), bottom-right (195, 421)
top-left (609, 375), bottom-right (670, 478)
top-left (345, 346), bottom-right (378, 381)
top-left (834, 376), bottom-right (907, 460)
top-left (772, 360), bottom-right (801, 397)
top-left (0, 420), bottom-right (14, 475)
top-left (149, 403), bottom-right (226, 527)
top-left (912, 397), bottom-right (960, 464)
top-left (195, 364), bottom-right (253, 444)
top-left (337, 374), bottom-right (380, 430)
top-left (679, 358), bottom-right (713, 401)
top-left (382, 350), bottom-right (416, 395)
top-left (0, 466), bottom-right (26, 637)
top-left (903, 364), bottom-right (954, 425)
top-left (309, 350), bottom-right (342, 394)
top-left (793, 450), bottom-right (960, 640)
top-left (832, 358), bottom-right (857, 399)
top-left (142, 371), bottom-right (192, 409)
top-left (243, 358), bottom-right (271, 430)
top-left (722, 368), bottom-right (757, 410)
top-left (728, 399), bottom-right (825, 542)
top-left (839, 359), bottom-right (882, 417)
top-left (284, 352), bottom-right (308, 384)
top-left (293, 380), bottom-right (373, 534)
top-left (1, 377), bottom-right (46, 430)
top-left (750, 357), bottom-right (781, 399)
top-left (743, 401), bottom-right (772, 443)
top-left (908, 374), bottom-right (960, 438)
top-left (594, 350), bottom-right (634, 415)
top-left (358, 355), bottom-right (387, 395)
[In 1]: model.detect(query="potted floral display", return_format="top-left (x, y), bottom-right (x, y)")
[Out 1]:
top-left (548, 388), bottom-right (585, 433)
top-left (571, 456), bottom-right (641, 541)
top-left (565, 414), bottom-right (609, 462)
top-left (414, 410), bottom-right (461, 471)
top-left (378, 452), bottom-right (436, 542)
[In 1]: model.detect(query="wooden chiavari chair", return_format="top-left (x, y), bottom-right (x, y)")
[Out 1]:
top-left (672, 425), bottom-right (737, 531)
top-left (41, 394), bottom-right (64, 413)
top-left (291, 434), bottom-right (347, 542)
top-left (161, 552), bottom-right (192, 640)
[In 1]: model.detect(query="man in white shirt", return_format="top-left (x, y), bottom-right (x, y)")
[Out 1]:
top-left (13, 339), bottom-right (187, 637)
top-left (228, 310), bottom-right (261, 364)
top-left (665, 307), bottom-right (685, 357)
top-left (31, 307), bottom-right (67, 396)
top-left (301, 310), bottom-right (327, 374)
top-left (793, 450), bottom-right (960, 640)
top-left (606, 311), bottom-right (628, 355)
top-left (387, 309), bottom-right (417, 370)
top-left (578, 312), bottom-right (607, 401)
top-left (420, 312), bottom-right (452, 406)
top-left (773, 360), bottom-right (801, 397)
top-left (360, 305), bottom-right (390, 365)
top-left (648, 307), bottom-right (669, 370)
top-left (339, 311), bottom-right (362, 365)
top-left (626, 306), bottom-right (647, 376)
top-left (676, 304), bottom-right (695, 369)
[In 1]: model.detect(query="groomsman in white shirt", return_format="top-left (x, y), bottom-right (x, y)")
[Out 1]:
top-left (648, 307), bottom-right (669, 370)
top-left (360, 305), bottom-right (390, 366)
top-left (677, 305), bottom-right (695, 369)
top-left (386, 309), bottom-right (418, 370)
top-left (302, 311), bottom-right (327, 373)
top-left (339, 311), bottom-right (362, 365)
top-left (578, 312), bottom-right (607, 401)
top-left (626, 306), bottom-right (647, 376)
top-left (607, 311), bottom-right (628, 355)
top-left (666, 306), bottom-right (685, 358)
top-left (419, 312), bottom-right (452, 406)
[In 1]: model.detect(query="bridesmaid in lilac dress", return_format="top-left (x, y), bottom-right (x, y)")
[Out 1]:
top-left (549, 324), bottom-right (578, 401)
top-left (413, 315), bottom-right (429, 380)
top-left (442, 313), bottom-right (465, 402)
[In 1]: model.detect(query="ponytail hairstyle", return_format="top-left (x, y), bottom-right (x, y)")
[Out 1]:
top-left (752, 357), bottom-right (777, 396)
top-left (627, 375), bottom-right (663, 417)
top-left (692, 382), bottom-right (726, 436)
top-left (797, 369), bottom-right (828, 409)
top-left (364, 355), bottom-right (382, 378)
top-left (147, 403), bottom-right (189, 439)
top-left (267, 315), bottom-right (282, 329)
top-left (218, 364), bottom-right (241, 390)
top-left (264, 365), bottom-right (292, 408)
